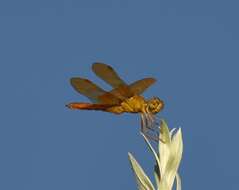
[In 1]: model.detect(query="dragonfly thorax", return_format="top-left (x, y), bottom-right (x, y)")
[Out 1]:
top-left (106, 95), bottom-right (146, 114)
top-left (118, 95), bottom-right (147, 113)
top-left (109, 95), bottom-right (164, 114)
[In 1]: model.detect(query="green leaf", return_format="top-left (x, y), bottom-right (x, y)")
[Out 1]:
top-left (154, 165), bottom-right (160, 189)
top-left (159, 120), bottom-right (171, 144)
top-left (128, 153), bottom-right (155, 190)
top-left (176, 173), bottom-right (181, 190)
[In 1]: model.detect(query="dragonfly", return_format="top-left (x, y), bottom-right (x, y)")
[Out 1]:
top-left (66, 62), bottom-right (164, 141)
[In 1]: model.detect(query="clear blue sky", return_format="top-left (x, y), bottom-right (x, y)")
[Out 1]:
top-left (0, 0), bottom-right (238, 189)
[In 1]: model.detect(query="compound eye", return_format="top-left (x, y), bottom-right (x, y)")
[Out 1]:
top-left (147, 97), bottom-right (164, 114)
top-left (147, 102), bottom-right (156, 113)
top-left (149, 103), bottom-right (155, 109)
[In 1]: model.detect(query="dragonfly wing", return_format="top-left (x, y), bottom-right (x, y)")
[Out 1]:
top-left (107, 85), bottom-right (133, 100)
top-left (92, 63), bottom-right (156, 101)
top-left (104, 78), bottom-right (155, 100)
top-left (92, 62), bottom-right (135, 100)
top-left (70, 77), bottom-right (121, 104)
top-left (92, 62), bottom-right (127, 88)
top-left (70, 77), bottom-right (105, 103)
top-left (128, 78), bottom-right (156, 95)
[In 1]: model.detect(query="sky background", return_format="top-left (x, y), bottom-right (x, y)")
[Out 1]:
top-left (0, 0), bottom-right (239, 189)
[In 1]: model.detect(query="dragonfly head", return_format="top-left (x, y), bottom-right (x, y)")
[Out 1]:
top-left (146, 97), bottom-right (164, 114)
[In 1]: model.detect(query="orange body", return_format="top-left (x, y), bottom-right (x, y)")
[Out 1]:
top-left (67, 95), bottom-right (149, 114)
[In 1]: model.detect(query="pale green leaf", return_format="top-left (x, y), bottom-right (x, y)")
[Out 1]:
top-left (154, 165), bottom-right (160, 189)
top-left (128, 153), bottom-right (155, 190)
top-left (159, 120), bottom-right (171, 144)
top-left (176, 173), bottom-right (181, 190)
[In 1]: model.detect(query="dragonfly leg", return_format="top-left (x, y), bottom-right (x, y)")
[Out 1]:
top-left (143, 113), bottom-right (166, 143)
top-left (140, 113), bottom-right (159, 142)
top-left (144, 113), bottom-right (158, 133)
top-left (140, 113), bottom-right (147, 133)
top-left (145, 133), bottom-right (160, 142)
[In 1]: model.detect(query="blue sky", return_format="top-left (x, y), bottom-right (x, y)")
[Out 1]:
top-left (0, 0), bottom-right (239, 189)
